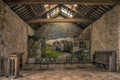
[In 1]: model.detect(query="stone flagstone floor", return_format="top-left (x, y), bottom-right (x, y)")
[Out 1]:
top-left (0, 64), bottom-right (120, 80)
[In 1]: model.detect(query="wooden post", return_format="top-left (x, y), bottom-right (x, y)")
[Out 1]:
top-left (7, 53), bottom-right (23, 78)
top-left (0, 57), bottom-right (1, 76)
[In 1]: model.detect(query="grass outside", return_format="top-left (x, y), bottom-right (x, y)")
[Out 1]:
top-left (45, 44), bottom-right (62, 57)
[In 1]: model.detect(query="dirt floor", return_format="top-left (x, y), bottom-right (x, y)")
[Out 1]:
top-left (0, 64), bottom-right (120, 80)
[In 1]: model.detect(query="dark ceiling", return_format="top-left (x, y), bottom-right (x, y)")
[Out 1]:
top-left (3, 0), bottom-right (119, 30)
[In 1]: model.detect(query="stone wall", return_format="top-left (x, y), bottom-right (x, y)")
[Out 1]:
top-left (90, 5), bottom-right (119, 58)
top-left (0, 0), bottom-right (35, 68)
top-left (27, 26), bottom-right (35, 36)
top-left (79, 26), bottom-right (91, 39)
top-left (36, 23), bottom-right (83, 40)
top-left (118, 5), bottom-right (120, 71)
top-left (81, 5), bottom-right (120, 71)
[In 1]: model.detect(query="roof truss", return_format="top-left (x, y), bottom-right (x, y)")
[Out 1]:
top-left (4, 0), bottom-right (117, 29)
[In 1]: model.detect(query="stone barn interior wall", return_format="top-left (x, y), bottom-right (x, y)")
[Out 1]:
top-left (118, 5), bottom-right (120, 71)
top-left (36, 23), bottom-right (83, 40)
top-left (79, 26), bottom-right (91, 39)
top-left (81, 4), bottom-right (120, 71)
top-left (0, 0), bottom-right (35, 68)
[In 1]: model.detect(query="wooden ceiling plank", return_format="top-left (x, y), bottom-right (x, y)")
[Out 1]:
top-left (92, 11), bottom-right (102, 17)
top-left (16, 7), bottom-right (31, 15)
top-left (101, 6), bottom-right (111, 11)
top-left (89, 13), bottom-right (100, 19)
top-left (96, 8), bottom-right (105, 14)
top-left (18, 11), bottom-right (31, 17)
top-left (14, 6), bottom-right (26, 13)
top-left (99, 6), bottom-right (108, 12)
top-left (12, 5), bottom-right (23, 11)
top-left (20, 14), bottom-right (31, 19)
top-left (80, 6), bottom-right (91, 13)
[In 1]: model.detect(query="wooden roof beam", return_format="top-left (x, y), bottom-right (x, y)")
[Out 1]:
top-left (26, 18), bottom-right (93, 23)
top-left (4, 0), bottom-right (119, 5)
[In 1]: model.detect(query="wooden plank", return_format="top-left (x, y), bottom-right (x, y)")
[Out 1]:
top-left (26, 18), bottom-right (92, 23)
top-left (4, 0), bottom-right (119, 5)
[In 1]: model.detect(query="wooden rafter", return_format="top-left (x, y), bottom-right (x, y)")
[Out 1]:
top-left (26, 18), bottom-right (92, 23)
top-left (84, 6), bottom-right (98, 18)
top-left (4, 0), bottom-right (119, 5)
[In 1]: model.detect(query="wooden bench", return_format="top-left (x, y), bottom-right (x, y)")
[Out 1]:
top-left (92, 51), bottom-right (116, 71)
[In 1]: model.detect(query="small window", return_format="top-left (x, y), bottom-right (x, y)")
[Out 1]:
top-left (74, 42), bottom-right (78, 47)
